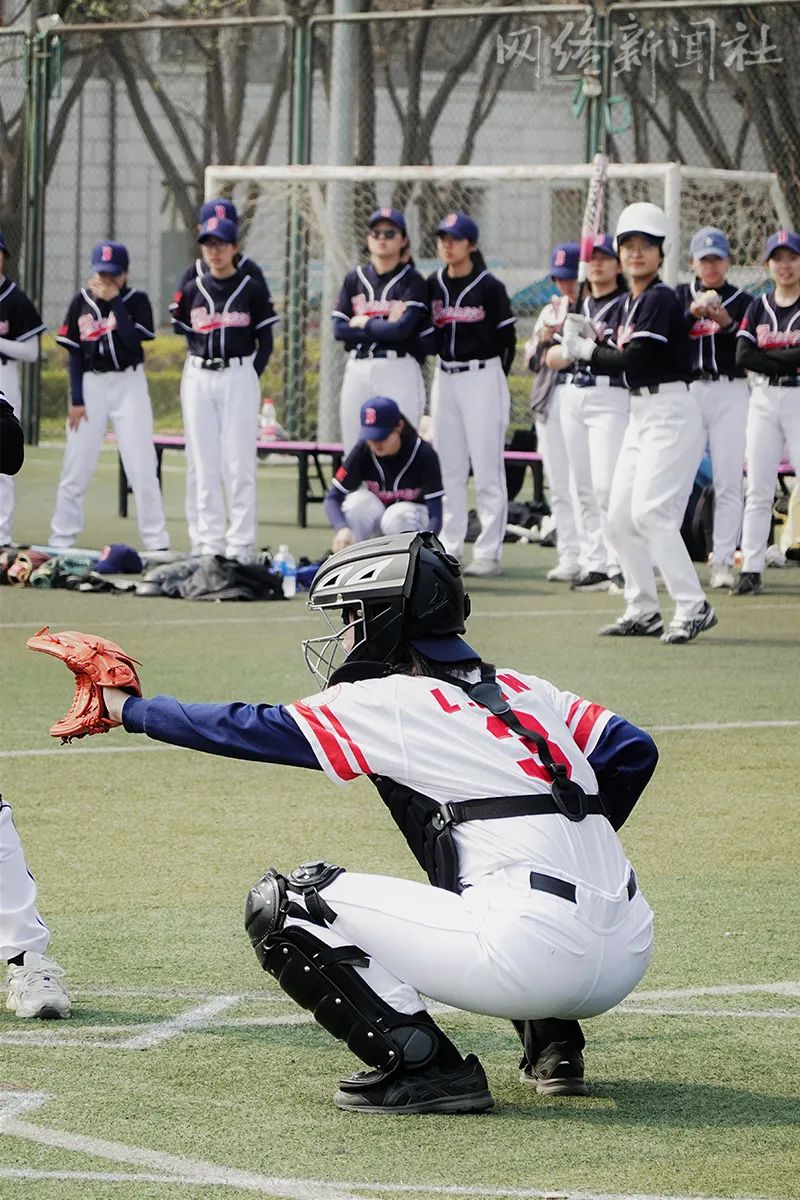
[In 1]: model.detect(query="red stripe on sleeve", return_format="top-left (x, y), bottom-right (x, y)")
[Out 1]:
top-left (320, 705), bottom-right (371, 774)
top-left (571, 702), bottom-right (608, 751)
top-left (294, 702), bottom-right (359, 781)
top-left (566, 698), bottom-right (583, 727)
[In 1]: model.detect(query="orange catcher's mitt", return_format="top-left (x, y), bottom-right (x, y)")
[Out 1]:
top-left (26, 627), bottom-right (142, 742)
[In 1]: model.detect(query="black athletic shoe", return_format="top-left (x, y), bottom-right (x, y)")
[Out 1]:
top-left (732, 571), bottom-right (763, 595)
top-left (334, 1054), bottom-right (494, 1114)
top-left (519, 1041), bottom-right (588, 1096)
top-left (660, 600), bottom-right (718, 644)
top-left (570, 571), bottom-right (611, 592)
top-left (598, 612), bottom-right (663, 637)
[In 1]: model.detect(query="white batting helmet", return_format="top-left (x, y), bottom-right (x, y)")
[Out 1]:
top-left (614, 202), bottom-right (670, 253)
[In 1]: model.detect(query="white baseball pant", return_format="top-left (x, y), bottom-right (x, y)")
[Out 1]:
top-left (0, 802), bottom-right (50, 960)
top-left (49, 367), bottom-right (169, 551)
top-left (609, 385), bottom-right (706, 623)
top-left (179, 357), bottom-right (202, 554)
top-left (0, 359), bottom-right (21, 544)
top-left (281, 866), bottom-right (653, 1022)
top-left (340, 357), bottom-right (426, 454)
top-left (180, 358), bottom-right (261, 560)
top-left (432, 358), bottom-right (510, 564)
top-left (740, 380), bottom-right (800, 573)
top-left (561, 381), bottom-right (629, 575)
top-left (341, 488), bottom-right (429, 543)
top-left (536, 383), bottom-right (583, 572)
top-left (690, 377), bottom-right (750, 567)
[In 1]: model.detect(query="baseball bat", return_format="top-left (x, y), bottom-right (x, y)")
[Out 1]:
top-left (573, 152), bottom-right (609, 312)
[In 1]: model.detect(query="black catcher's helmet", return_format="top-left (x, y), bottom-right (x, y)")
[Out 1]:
top-left (303, 532), bottom-right (475, 685)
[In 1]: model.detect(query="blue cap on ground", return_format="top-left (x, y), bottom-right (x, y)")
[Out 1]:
top-left (368, 207), bottom-right (407, 235)
top-left (764, 229), bottom-right (800, 260)
top-left (550, 243), bottom-right (580, 280)
top-left (690, 227), bottom-right (731, 260)
top-left (435, 212), bottom-right (479, 243)
top-left (197, 216), bottom-right (238, 244)
top-left (96, 543), bottom-right (143, 575)
top-left (199, 198), bottom-right (238, 225)
top-left (91, 241), bottom-right (129, 275)
top-left (359, 396), bottom-right (403, 442)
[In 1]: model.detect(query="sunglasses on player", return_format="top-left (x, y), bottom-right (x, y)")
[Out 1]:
top-left (368, 228), bottom-right (399, 240)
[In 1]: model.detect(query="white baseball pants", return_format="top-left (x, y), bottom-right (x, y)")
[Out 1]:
top-left (180, 359), bottom-right (261, 560)
top-left (609, 385), bottom-right (706, 623)
top-left (341, 488), bottom-right (429, 543)
top-left (690, 377), bottom-right (750, 567)
top-left (49, 367), bottom-right (169, 551)
top-left (340, 357), bottom-right (426, 454)
top-left (535, 383), bottom-right (583, 572)
top-left (432, 359), bottom-right (510, 564)
top-left (0, 802), bottom-right (50, 960)
top-left (0, 359), bottom-right (21, 544)
top-left (561, 382), bottom-right (629, 575)
top-left (741, 381), bottom-right (800, 573)
top-left (281, 866), bottom-right (653, 1022)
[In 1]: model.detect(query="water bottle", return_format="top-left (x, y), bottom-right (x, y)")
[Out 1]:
top-left (273, 544), bottom-right (297, 598)
top-left (259, 399), bottom-right (278, 441)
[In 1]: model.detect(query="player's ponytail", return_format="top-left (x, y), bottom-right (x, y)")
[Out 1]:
top-left (470, 248), bottom-right (487, 273)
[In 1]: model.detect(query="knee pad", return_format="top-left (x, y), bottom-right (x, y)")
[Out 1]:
top-left (262, 923), bottom-right (440, 1080)
top-left (287, 860), bottom-right (346, 927)
top-left (244, 868), bottom-right (289, 968)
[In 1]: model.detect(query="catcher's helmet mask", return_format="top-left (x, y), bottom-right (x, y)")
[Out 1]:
top-left (303, 532), bottom-right (475, 687)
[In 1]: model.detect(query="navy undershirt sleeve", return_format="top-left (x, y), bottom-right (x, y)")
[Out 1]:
top-left (585, 714), bottom-right (658, 830)
top-left (68, 348), bottom-right (85, 406)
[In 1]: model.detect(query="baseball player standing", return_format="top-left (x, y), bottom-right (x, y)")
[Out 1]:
top-left (102, 531), bottom-right (657, 1114)
top-left (426, 213), bottom-right (516, 576)
top-left (333, 208), bottom-right (428, 453)
top-left (324, 396), bottom-right (444, 550)
top-left (49, 242), bottom-right (169, 552)
top-left (734, 229), bottom-right (800, 594)
top-left (675, 227), bottom-right (752, 589)
top-left (0, 229), bottom-right (46, 546)
top-left (560, 203), bottom-right (717, 644)
top-left (171, 216), bottom-right (278, 561)
top-left (171, 198), bottom-right (270, 554)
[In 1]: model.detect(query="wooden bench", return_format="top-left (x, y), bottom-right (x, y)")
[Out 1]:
top-left (118, 437), bottom-right (545, 528)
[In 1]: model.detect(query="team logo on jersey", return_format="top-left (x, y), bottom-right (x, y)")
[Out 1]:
top-left (431, 299), bottom-right (485, 326)
top-left (365, 481), bottom-right (422, 505)
top-left (78, 312), bottom-right (117, 341)
top-left (689, 318), bottom-right (721, 337)
top-left (755, 322), bottom-right (800, 349)
top-left (189, 306), bottom-right (252, 332)
top-left (352, 295), bottom-right (395, 318)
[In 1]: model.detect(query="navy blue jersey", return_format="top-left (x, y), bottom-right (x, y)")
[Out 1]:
top-left (170, 253), bottom-right (267, 313)
top-left (575, 287), bottom-right (628, 386)
top-left (591, 279), bottom-right (692, 389)
top-left (425, 267), bottom-right (516, 367)
top-left (675, 279), bottom-right (751, 378)
top-left (171, 270), bottom-right (278, 361)
top-left (56, 287), bottom-right (154, 370)
top-left (0, 279), bottom-right (45, 364)
top-left (330, 429), bottom-right (443, 510)
top-left (736, 290), bottom-right (800, 380)
top-left (333, 264), bottom-right (428, 361)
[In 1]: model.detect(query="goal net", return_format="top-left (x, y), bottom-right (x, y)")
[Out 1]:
top-left (205, 163), bottom-right (791, 440)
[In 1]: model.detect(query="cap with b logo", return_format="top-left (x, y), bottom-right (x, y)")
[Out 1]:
top-left (197, 216), bottom-right (239, 245)
top-left (90, 241), bottom-right (129, 275)
top-left (434, 212), bottom-right (479, 243)
top-left (549, 242), bottom-right (580, 280)
top-left (359, 396), bottom-right (403, 442)
top-left (589, 234), bottom-right (617, 259)
top-left (689, 226), bottom-right (731, 260)
top-left (368, 207), bottom-right (407, 235)
top-left (199, 197), bottom-right (239, 226)
top-left (764, 229), bottom-right (800, 260)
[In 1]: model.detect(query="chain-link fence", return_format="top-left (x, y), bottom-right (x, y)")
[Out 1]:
top-left (0, 29), bottom-right (28, 272)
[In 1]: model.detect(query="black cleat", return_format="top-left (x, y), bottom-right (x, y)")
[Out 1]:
top-left (519, 1041), bottom-right (588, 1096)
top-left (732, 571), bottom-right (763, 595)
top-left (334, 1054), bottom-right (494, 1114)
top-left (598, 612), bottom-right (663, 637)
top-left (660, 600), bottom-right (718, 644)
top-left (571, 571), bottom-right (611, 592)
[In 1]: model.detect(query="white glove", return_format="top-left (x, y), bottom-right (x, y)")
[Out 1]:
top-left (562, 313), bottom-right (597, 341)
top-left (560, 330), bottom-right (596, 362)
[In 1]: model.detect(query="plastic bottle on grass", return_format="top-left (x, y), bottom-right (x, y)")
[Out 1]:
top-left (274, 544), bottom-right (297, 597)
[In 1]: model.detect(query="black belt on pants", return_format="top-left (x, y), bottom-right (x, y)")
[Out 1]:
top-left (351, 349), bottom-right (407, 361)
top-left (530, 868), bottom-right (637, 904)
top-left (440, 359), bottom-right (488, 374)
top-left (630, 382), bottom-right (690, 396)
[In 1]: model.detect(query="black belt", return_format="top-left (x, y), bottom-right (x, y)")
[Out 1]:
top-left (431, 793), bottom-right (607, 830)
top-left (630, 382), bottom-right (690, 396)
top-left (351, 349), bottom-right (407, 361)
top-left (572, 372), bottom-right (625, 390)
top-left (530, 868), bottom-right (638, 904)
top-left (440, 359), bottom-right (488, 374)
top-left (190, 356), bottom-right (247, 370)
top-left (88, 360), bottom-right (122, 374)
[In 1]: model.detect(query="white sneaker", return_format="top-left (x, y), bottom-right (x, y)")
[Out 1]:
top-left (710, 566), bottom-right (734, 589)
top-left (6, 952), bottom-right (71, 1019)
top-left (546, 563), bottom-right (580, 583)
top-left (463, 559), bottom-right (503, 578)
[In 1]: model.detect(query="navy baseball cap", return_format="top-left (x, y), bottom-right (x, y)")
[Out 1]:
top-left (690, 227), bottom-right (730, 260)
top-left (91, 241), bottom-right (129, 275)
top-left (359, 396), bottom-right (403, 442)
top-left (589, 234), bottom-right (617, 259)
top-left (764, 229), bottom-right (800, 260)
top-left (435, 212), bottom-right (479, 243)
top-left (199, 197), bottom-right (238, 225)
top-left (198, 216), bottom-right (238, 244)
top-left (96, 543), bottom-right (143, 575)
top-left (368, 207), bottom-right (407, 235)
top-left (411, 635), bottom-right (480, 663)
top-left (550, 242), bottom-right (580, 280)
top-left (0, 229), bottom-right (7, 254)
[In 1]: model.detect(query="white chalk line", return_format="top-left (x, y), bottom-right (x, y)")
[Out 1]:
top-left (4, 716), bottom-right (798, 758)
